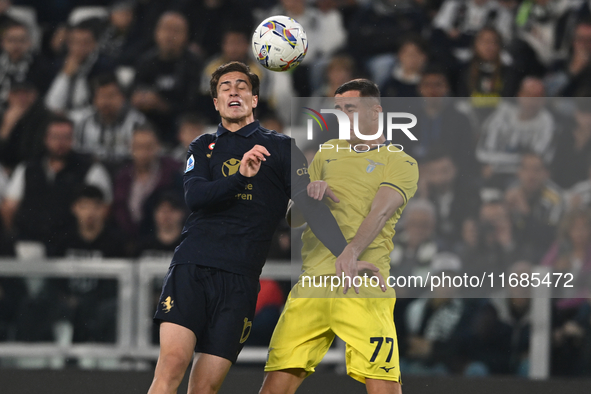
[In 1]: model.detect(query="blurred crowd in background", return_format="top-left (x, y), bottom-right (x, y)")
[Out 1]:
top-left (0, 0), bottom-right (589, 378)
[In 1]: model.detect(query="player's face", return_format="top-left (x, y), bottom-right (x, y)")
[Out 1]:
top-left (213, 71), bottom-right (258, 124)
top-left (334, 90), bottom-right (382, 144)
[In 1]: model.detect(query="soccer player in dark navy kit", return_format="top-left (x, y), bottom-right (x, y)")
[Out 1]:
top-left (147, 62), bottom-right (383, 394)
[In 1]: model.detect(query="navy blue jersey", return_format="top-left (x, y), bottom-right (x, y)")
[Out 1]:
top-left (171, 120), bottom-right (308, 278)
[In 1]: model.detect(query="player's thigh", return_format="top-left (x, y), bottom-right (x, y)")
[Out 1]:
top-left (332, 297), bottom-right (401, 384)
top-left (366, 378), bottom-right (402, 394)
top-left (188, 353), bottom-right (232, 394)
top-left (260, 369), bottom-right (308, 394)
top-left (265, 292), bottom-right (334, 374)
top-left (196, 269), bottom-right (259, 363)
top-left (155, 322), bottom-right (197, 378)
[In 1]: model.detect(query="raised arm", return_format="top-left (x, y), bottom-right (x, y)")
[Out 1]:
top-left (184, 141), bottom-right (269, 211)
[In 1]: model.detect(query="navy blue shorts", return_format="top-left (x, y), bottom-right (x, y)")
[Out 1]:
top-left (154, 264), bottom-right (259, 363)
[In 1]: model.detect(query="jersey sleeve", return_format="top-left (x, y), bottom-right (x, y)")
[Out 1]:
top-left (183, 136), bottom-right (249, 211)
top-left (380, 155), bottom-right (419, 204)
top-left (307, 147), bottom-right (323, 182)
top-left (288, 140), bottom-right (348, 257)
top-left (287, 138), bottom-right (310, 198)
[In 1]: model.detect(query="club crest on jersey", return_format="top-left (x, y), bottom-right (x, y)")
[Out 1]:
top-left (185, 154), bottom-right (195, 173)
top-left (222, 158), bottom-right (241, 177)
top-left (366, 158), bottom-right (384, 173)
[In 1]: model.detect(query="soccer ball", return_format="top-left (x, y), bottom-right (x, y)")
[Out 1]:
top-left (252, 15), bottom-right (308, 72)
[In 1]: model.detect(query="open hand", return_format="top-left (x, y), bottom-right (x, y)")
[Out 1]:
top-left (335, 248), bottom-right (387, 294)
top-left (307, 180), bottom-right (340, 202)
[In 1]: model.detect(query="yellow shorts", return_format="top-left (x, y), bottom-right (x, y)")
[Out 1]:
top-left (264, 281), bottom-right (401, 384)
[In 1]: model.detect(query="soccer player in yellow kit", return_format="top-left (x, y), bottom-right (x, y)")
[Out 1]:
top-left (260, 79), bottom-right (419, 394)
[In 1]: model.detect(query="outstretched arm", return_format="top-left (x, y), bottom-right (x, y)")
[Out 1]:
top-left (336, 186), bottom-right (404, 293)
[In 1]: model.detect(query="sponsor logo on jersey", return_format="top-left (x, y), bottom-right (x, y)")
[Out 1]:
top-left (222, 158), bottom-right (241, 177)
top-left (380, 366), bottom-right (395, 373)
top-left (366, 158), bottom-right (385, 173)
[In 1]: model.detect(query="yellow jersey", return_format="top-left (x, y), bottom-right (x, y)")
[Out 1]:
top-left (301, 139), bottom-right (419, 277)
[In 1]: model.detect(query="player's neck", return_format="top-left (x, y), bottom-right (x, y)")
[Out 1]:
top-left (221, 115), bottom-right (255, 132)
top-left (348, 135), bottom-right (386, 147)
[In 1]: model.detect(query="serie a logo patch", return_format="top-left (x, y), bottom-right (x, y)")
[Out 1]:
top-left (185, 154), bottom-right (195, 173)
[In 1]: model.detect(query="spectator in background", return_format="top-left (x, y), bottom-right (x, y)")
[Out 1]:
top-left (541, 209), bottom-right (591, 280)
top-left (505, 152), bottom-right (564, 261)
top-left (406, 66), bottom-right (475, 177)
top-left (50, 187), bottom-right (124, 345)
top-left (0, 115), bottom-right (112, 253)
top-left (259, 110), bottom-right (285, 135)
top-left (346, 0), bottom-right (427, 85)
top-left (508, 0), bottom-right (574, 96)
top-left (312, 53), bottom-right (356, 97)
top-left (112, 123), bottom-right (182, 241)
top-left (552, 99), bottom-right (591, 189)
top-left (568, 157), bottom-right (591, 210)
top-left (0, 21), bottom-right (52, 109)
top-left (458, 200), bottom-right (520, 277)
top-left (390, 199), bottom-right (440, 285)
top-left (542, 210), bottom-right (591, 375)
top-left (184, 0), bottom-right (254, 59)
top-left (456, 27), bottom-right (511, 123)
top-left (131, 12), bottom-right (202, 144)
top-left (431, 0), bottom-right (513, 67)
top-left (45, 20), bottom-right (114, 114)
top-left (134, 192), bottom-right (186, 259)
top-left (170, 112), bottom-right (207, 162)
top-left (381, 36), bottom-right (427, 98)
top-left (73, 73), bottom-right (145, 166)
top-left (0, 80), bottom-right (51, 170)
top-left (420, 148), bottom-right (481, 246)
top-left (476, 78), bottom-right (555, 182)
top-left (486, 261), bottom-right (533, 375)
top-left (98, 0), bottom-right (145, 66)
top-left (402, 253), bottom-right (469, 375)
top-left (549, 19), bottom-right (591, 96)
top-left (51, 185), bottom-right (125, 259)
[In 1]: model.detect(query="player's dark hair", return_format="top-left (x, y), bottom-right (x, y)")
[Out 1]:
top-left (334, 79), bottom-right (381, 100)
top-left (133, 121), bottom-right (161, 142)
top-left (91, 73), bottom-right (123, 98)
top-left (210, 61), bottom-right (260, 99)
top-left (73, 184), bottom-right (105, 203)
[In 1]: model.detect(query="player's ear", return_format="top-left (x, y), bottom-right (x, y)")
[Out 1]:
top-left (252, 94), bottom-right (259, 109)
top-left (213, 97), bottom-right (219, 111)
top-left (373, 104), bottom-right (383, 120)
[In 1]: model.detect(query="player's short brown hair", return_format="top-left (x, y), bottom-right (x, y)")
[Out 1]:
top-left (209, 61), bottom-right (260, 99)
